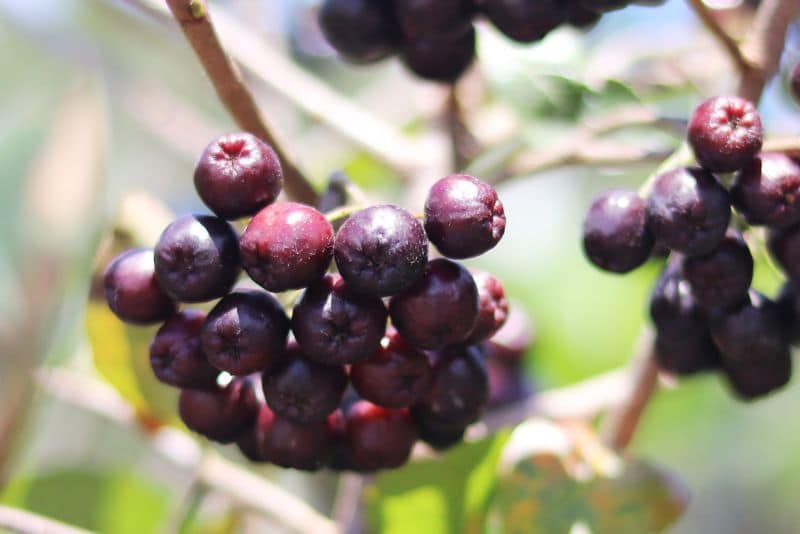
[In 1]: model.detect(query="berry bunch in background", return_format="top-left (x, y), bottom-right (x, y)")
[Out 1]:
top-left (317, 0), bottom-right (666, 83)
top-left (103, 131), bottom-right (527, 471)
top-left (583, 95), bottom-right (800, 400)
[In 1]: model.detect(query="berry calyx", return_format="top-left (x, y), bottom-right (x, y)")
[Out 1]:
top-left (201, 290), bottom-right (290, 375)
top-left (687, 96), bottom-right (763, 173)
top-left (582, 189), bottom-right (653, 273)
top-left (389, 259), bottom-right (479, 349)
top-left (194, 132), bottom-right (283, 220)
top-left (424, 174), bottom-right (506, 259)
top-left (154, 214), bottom-right (241, 303)
top-left (240, 202), bottom-right (334, 292)
top-left (103, 248), bottom-right (175, 325)
top-left (149, 310), bottom-right (219, 390)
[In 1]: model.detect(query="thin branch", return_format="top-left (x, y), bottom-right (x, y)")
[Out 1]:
top-left (443, 87), bottom-right (480, 172)
top-left (332, 474), bottom-right (367, 534)
top-left (121, 0), bottom-right (430, 176)
top-left (36, 368), bottom-right (338, 534)
top-left (687, 0), bottom-right (750, 74)
top-left (162, 0), bottom-right (318, 204)
top-left (737, 0), bottom-right (800, 103)
top-left (0, 505), bottom-right (94, 534)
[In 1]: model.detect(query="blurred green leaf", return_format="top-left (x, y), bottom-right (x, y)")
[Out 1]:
top-left (85, 301), bottom-right (179, 425)
top-left (489, 453), bottom-right (688, 534)
top-left (366, 432), bottom-right (509, 534)
top-left (1, 468), bottom-right (171, 534)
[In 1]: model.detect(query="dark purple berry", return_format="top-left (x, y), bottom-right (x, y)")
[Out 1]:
top-left (579, 0), bottom-right (628, 12)
top-left (646, 167), bottom-right (731, 256)
top-left (688, 96), bottom-right (763, 173)
top-left (178, 376), bottom-right (259, 443)
top-left (485, 0), bottom-right (564, 42)
top-left (346, 401), bottom-right (418, 471)
top-left (416, 344), bottom-right (489, 425)
top-left (731, 152), bottom-right (800, 228)
top-left (318, 0), bottom-right (401, 63)
top-left (150, 310), bottom-right (219, 390)
top-left (103, 248), bottom-right (175, 324)
top-left (262, 344), bottom-right (347, 423)
top-left (790, 61), bottom-right (800, 104)
top-left (485, 355), bottom-right (533, 409)
top-left (194, 133), bottom-right (283, 220)
top-left (389, 259), bottom-right (479, 349)
top-left (776, 282), bottom-right (800, 344)
top-left (769, 223), bottom-right (800, 282)
top-left (464, 271), bottom-right (509, 344)
top-left (334, 204), bottom-right (428, 297)
top-left (201, 290), bottom-right (290, 375)
top-left (154, 215), bottom-right (241, 303)
top-left (682, 229), bottom-right (753, 310)
top-left (394, 0), bottom-right (473, 39)
top-left (583, 189), bottom-right (653, 273)
top-left (710, 291), bottom-right (792, 399)
top-left (424, 174), bottom-right (506, 259)
top-left (411, 407), bottom-right (467, 450)
top-left (350, 329), bottom-right (433, 408)
top-left (649, 261), bottom-right (721, 374)
top-left (291, 274), bottom-right (388, 365)
top-left (565, 5), bottom-right (601, 28)
top-left (484, 303), bottom-right (535, 363)
top-left (401, 26), bottom-right (476, 83)
top-left (240, 202), bottom-right (334, 292)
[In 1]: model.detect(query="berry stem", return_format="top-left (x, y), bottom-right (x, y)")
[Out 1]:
top-left (443, 86), bottom-right (480, 172)
top-left (0, 505), bottom-right (93, 534)
top-left (686, 0), bottom-right (750, 75)
top-left (161, 0), bottom-right (319, 205)
top-left (325, 204), bottom-right (363, 223)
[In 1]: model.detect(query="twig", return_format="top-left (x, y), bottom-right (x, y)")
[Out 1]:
top-left (121, 0), bottom-right (430, 176)
top-left (332, 474), bottom-right (367, 534)
top-left (443, 87), bottom-right (480, 172)
top-left (162, 0), bottom-right (318, 204)
top-left (737, 0), bottom-right (800, 103)
top-left (0, 505), bottom-right (94, 534)
top-left (687, 0), bottom-right (750, 74)
top-left (35, 368), bottom-right (338, 534)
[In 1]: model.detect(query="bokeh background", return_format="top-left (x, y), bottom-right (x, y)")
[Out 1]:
top-left (1, 0), bottom-right (799, 532)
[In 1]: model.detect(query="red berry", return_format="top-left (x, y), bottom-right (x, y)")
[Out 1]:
top-left (240, 202), bottom-right (334, 292)
top-left (464, 271), bottom-right (509, 344)
top-left (731, 152), bottom-right (800, 228)
top-left (194, 133), bottom-right (283, 220)
top-left (688, 96), bottom-right (763, 173)
top-left (345, 401), bottom-right (418, 471)
top-left (103, 248), bottom-right (176, 325)
top-left (149, 310), bottom-right (219, 390)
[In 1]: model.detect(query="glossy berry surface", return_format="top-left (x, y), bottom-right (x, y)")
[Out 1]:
top-left (767, 223), bottom-right (800, 282)
top-left (394, 0), bottom-right (473, 39)
top-left (291, 274), bottom-right (388, 365)
top-left (485, 0), bottom-right (564, 42)
top-left (194, 132), bottom-right (283, 220)
top-left (345, 401), bottom-right (418, 471)
top-left (389, 259), bottom-right (479, 349)
top-left (416, 344), bottom-right (489, 425)
top-left (318, 0), bottom-right (401, 63)
top-left (731, 152), bottom-right (800, 228)
top-left (687, 96), bottom-right (763, 173)
top-left (464, 271), bottom-right (509, 344)
top-left (149, 310), bottom-right (219, 390)
top-left (424, 174), bottom-right (506, 259)
top-left (710, 291), bottom-right (791, 399)
top-left (583, 189), bottom-right (653, 273)
top-left (240, 202), bottom-right (334, 292)
top-left (411, 407), bottom-right (467, 450)
top-left (350, 329), bottom-right (433, 408)
top-left (646, 167), bottom-right (730, 256)
top-left (201, 290), bottom-right (290, 375)
top-left (682, 229), bottom-right (753, 310)
top-left (650, 262), bottom-right (721, 374)
top-left (103, 248), bottom-right (175, 325)
top-left (334, 204), bottom-right (428, 297)
top-left (178, 377), bottom-right (259, 443)
top-left (262, 345), bottom-right (347, 423)
top-left (154, 214), bottom-right (240, 303)
top-left (401, 26), bottom-right (476, 83)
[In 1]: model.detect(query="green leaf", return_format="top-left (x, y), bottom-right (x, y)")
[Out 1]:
top-left (1, 468), bottom-right (171, 534)
top-left (366, 432), bottom-right (509, 534)
top-left (489, 453), bottom-right (688, 534)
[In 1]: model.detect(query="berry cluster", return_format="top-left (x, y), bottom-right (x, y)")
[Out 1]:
top-left (583, 95), bottom-right (800, 400)
top-left (317, 0), bottom-right (665, 83)
top-left (103, 131), bottom-right (517, 471)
